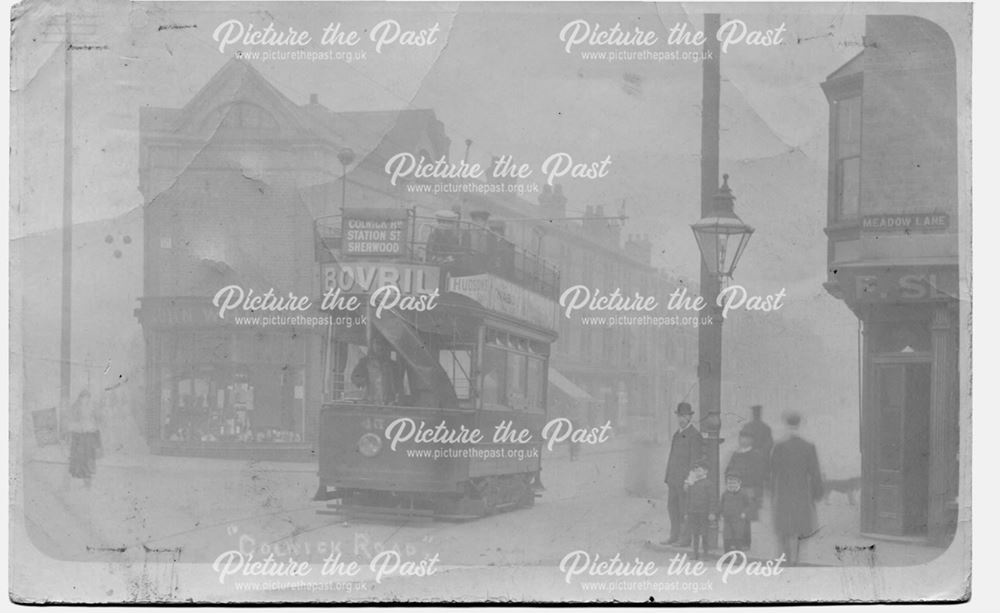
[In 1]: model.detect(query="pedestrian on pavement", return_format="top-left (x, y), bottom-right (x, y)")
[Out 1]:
top-left (683, 459), bottom-right (712, 560)
top-left (770, 411), bottom-right (824, 565)
top-left (742, 405), bottom-right (773, 470)
top-left (718, 471), bottom-right (753, 554)
top-left (662, 402), bottom-right (703, 547)
top-left (725, 427), bottom-right (767, 519)
top-left (66, 389), bottom-right (102, 488)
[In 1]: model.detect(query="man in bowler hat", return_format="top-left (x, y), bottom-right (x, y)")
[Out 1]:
top-left (662, 402), bottom-right (704, 546)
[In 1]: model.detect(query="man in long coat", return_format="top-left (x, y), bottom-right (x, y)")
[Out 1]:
top-left (663, 402), bottom-right (704, 546)
top-left (770, 411), bottom-right (824, 564)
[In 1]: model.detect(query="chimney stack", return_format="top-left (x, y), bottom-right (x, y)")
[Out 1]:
top-left (625, 233), bottom-right (653, 265)
top-left (539, 184), bottom-right (567, 218)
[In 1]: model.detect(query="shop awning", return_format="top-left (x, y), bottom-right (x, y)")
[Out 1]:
top-left (548, 368), bottom-right (595, 403)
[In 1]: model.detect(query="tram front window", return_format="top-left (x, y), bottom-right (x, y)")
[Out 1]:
top-left (332, 335), bottom-right (407, 405)
top-left (349, 334), bottom-right (401, 405)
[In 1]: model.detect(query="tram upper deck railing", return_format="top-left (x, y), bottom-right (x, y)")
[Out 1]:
top-left (315, 213), bottom-right (561, 301)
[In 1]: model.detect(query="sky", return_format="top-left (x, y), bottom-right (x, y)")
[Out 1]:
top-left (9, 0), bottom-right (966, 297)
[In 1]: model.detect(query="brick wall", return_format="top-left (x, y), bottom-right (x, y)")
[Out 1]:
top-left (861, 16), bottom-right (957, 220)
top-left (145, 149), bottom-right (317, 299)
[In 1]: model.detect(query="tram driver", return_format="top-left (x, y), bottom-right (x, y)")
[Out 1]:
top-left (351, 333), bottom-right (400, 405)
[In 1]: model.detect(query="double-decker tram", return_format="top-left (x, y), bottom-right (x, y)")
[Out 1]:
top-left (314, 208), bottom-right (560, 519)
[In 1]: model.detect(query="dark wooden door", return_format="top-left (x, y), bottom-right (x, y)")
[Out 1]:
top-left (903, 362), bottom-right (931, 535)
top-left (873, 361), bottom-right (931, 536)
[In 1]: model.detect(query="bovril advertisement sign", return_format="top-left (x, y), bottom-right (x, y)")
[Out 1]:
top-left (324, 262), bottom-right (440, 295)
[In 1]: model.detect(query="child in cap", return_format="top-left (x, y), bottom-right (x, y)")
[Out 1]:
top-left (719, 471), bottom-right (754, 553)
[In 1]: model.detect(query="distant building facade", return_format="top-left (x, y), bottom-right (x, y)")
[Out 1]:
top-left (533, 198), bottom-right (698, 437)
top-left (822, 16), bottom-right (959, 543)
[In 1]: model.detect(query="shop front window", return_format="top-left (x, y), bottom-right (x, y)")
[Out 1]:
top-left (157, 331), bottom-right (307, 444)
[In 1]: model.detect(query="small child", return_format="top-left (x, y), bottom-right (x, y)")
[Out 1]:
top-left (726, 428), bottom-right (766, 519)
top-left (683, 459), bottom-right (712, 559)
top-left (719, 472), bottom-right (753, 553)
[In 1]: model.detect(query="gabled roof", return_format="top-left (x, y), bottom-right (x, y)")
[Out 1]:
top-left (140, 58), bottom-right (449, 168)
top-left (140, 59), bottom-right (319, 140)
top-left (825, 50), bottom-right (864, 82)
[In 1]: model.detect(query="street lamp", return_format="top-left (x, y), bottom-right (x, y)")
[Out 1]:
top-left (691, 174), bottom-right (754, 281)
top-left (690, 172), bottom-right (753, 551)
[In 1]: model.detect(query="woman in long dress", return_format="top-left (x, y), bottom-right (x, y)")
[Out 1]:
top-left (67, 390), bottom-right (101, 487)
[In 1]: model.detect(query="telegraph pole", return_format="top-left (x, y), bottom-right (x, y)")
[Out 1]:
top-left (59, 13), bottom-right (74, 433)
top-left (41, 12), bottom-right (100, 433)
top-left (697, 12), bottom-right (724, 550)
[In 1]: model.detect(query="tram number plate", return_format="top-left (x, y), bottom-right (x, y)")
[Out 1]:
top-left (361, 417), bottom-right (387, 431)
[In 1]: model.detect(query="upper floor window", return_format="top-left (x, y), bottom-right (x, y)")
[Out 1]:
top-left (834, 96), bottom-right (861, 221)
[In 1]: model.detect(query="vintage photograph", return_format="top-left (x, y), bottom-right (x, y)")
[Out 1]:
top-left (9, 0), bottom-right (971, 603)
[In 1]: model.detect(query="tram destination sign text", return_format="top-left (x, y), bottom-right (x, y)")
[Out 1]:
top-left (342, 207), bottom-right (409, 256)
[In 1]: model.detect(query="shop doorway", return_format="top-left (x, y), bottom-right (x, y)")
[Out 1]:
top-left (872, 358), bottom-right (931, 536)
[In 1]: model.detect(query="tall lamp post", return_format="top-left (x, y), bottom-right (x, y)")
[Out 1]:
top-left (691, 12), bottom-right (755, 551)
top-left (690, 175), bottom-right (754, 547)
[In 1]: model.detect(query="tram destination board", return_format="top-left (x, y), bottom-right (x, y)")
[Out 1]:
top-left (342, 207), bottom-right (409, 256)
